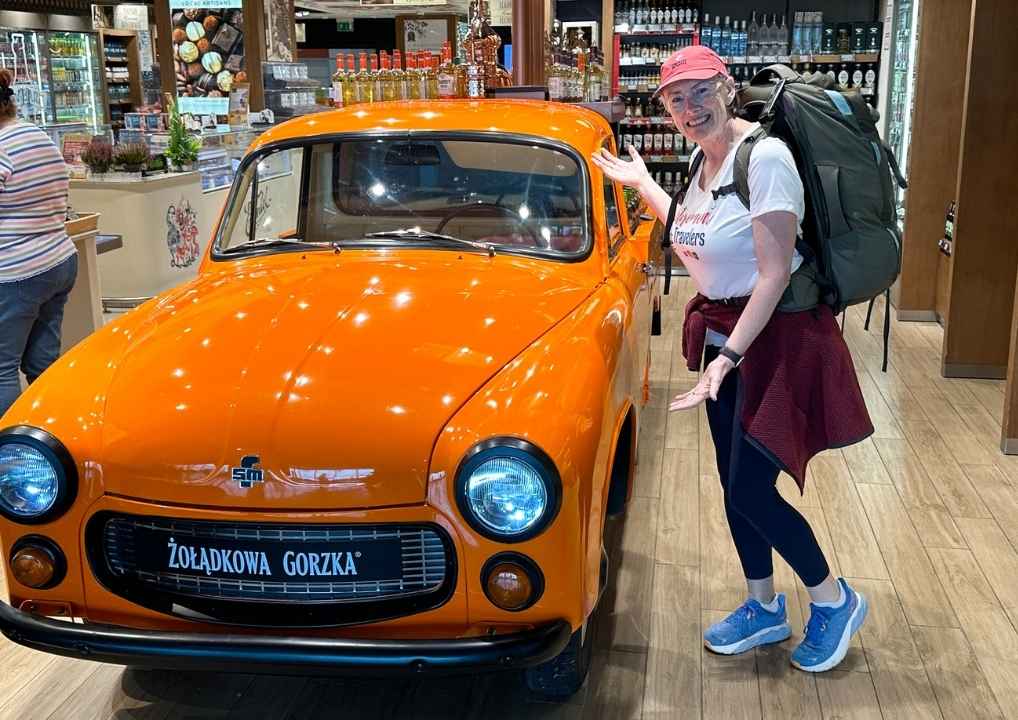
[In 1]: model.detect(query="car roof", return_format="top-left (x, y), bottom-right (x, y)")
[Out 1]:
top-left (248, 100), bottom-right (614, 157)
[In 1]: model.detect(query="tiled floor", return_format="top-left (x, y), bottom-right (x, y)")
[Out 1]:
top-left (2, 280), bottom-right (1016, 719)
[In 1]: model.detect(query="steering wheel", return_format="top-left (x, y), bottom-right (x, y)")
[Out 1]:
top-left (435, 202), bottom-right (545, 248)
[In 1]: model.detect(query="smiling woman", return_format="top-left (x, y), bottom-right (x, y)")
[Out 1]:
top-left (216, 135), bottom-right (590, 257)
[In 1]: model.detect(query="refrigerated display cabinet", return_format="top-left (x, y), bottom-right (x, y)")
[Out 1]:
top-left (46, 30), bottom-right (104, 131)
top-left (0, 28), bottom-right (52, 126)
top-left (883, 0), bottom-right (921, 232)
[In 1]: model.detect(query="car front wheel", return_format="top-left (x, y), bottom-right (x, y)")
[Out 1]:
top-left (524, 619), bottom-right (594, 700)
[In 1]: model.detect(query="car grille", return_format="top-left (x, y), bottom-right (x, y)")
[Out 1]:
top-left (86, 512), bottom-right (456, 627)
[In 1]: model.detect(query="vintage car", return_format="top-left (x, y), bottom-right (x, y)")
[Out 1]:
top-left (0, 100), bottom-right (662, 698)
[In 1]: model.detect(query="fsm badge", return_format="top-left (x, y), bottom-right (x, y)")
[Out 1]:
top-left (232, 455), bottom-right (264, 488)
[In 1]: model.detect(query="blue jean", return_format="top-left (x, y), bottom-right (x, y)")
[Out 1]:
top-left (0, 254), bottom-right (78, 418)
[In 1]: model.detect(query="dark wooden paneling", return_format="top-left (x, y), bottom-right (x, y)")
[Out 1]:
top-left (944, 0), bottom-right (1018, 379)
top-left (513, 0), bottom-right (546, 85)
top-left (897, 0), bottom-right (972, 317)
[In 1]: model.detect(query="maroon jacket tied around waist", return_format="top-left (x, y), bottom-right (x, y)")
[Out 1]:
top-left (682, 294), bottom-right (873, 492)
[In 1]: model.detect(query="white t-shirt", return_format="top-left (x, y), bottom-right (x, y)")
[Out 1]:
top-left (670, 123), bottom-right (805, 302)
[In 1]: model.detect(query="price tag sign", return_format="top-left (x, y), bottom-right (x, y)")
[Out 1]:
top-left (840, 54), bottom-right (855, 62)
top-left (747, 55), bottom-right (763, 64)
top-left (732, 56), bottom-right (746, 64)
top-left (763, 55), bottom-right (778, 63)
top-left (778, 55), bottom-right (791, 64)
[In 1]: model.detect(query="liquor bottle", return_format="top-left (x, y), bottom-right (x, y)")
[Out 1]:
top-left (437, 42), bottom-right (459, 99)
top-left (353, 51), bottom-right (371, 103)
top-left (628, 0), bottom-right (637, 27)
top-left (738, 20), bottom-right (747, 56)
top-left (837, 62), bottom-right (850, 87)
top-left (779, 14), bottom-right (789, 55)
top-left (791, 12), bottom-right (803, 55)
top-left (370, 53), bottom-right (383, 103)
top-left (341, 54), bottom-right (357, 105)
top-left (813, 12), bottom-right (824, 54)
top-left (649, 0), bottom-right (658, 27)
top-left (747, 11), bottom-right (759, 56)
top-left (331, 55), bottom-right (345, 107)
top-left (712, 15), bottom-right (721, 52)
top-left (721, 16), bottom-right (731, 56)
top-left (405, 52), bottom-right (421, 100)
top-left (379, 51), bottom-right (398, 101)
top-left (425, 53), bottom-right (439, 99)
top-left (392, 49), bottom-right (408, 99)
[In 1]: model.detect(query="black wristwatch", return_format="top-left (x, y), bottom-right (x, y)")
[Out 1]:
top-left (719, 345), bottom-right (743, 367)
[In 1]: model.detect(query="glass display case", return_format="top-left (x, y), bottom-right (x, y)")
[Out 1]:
top-left (0, 28), bottom-right (52, 126)
top-left (884, 0), bottom-right (921, 231)
top-left (261, 61), bottom-right (325, 119)
top-left (46, 31), bottom-right (104, 131)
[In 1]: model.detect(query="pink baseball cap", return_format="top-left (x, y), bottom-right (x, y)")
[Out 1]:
top-left (653, 45), bottom-right (730, 98)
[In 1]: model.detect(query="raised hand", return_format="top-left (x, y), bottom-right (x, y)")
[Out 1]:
top-left (591, 145), bottom-right (653, 190)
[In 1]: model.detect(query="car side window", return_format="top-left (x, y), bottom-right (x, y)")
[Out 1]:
top-left (603, 143), bottom-right (624, 258)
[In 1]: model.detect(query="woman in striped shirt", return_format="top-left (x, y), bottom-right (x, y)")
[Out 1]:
top-left (0, 68), bottom-right (78, 417)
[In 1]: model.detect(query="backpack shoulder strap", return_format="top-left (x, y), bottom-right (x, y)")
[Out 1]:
top-left (715, 126), bottom-right (767, 211)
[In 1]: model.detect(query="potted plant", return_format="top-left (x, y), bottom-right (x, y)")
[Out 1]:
top-left (113, 142), bottom-right (151, 176)
top-left (79, 138), bottom-right (113, 178)
top-left (165, 97), bottom-right (202, 172)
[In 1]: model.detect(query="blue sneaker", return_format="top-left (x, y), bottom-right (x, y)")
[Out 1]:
top-left (791, 578), bottom-right (868, 672)
top-left (703, 593), bottom-right (792, 655)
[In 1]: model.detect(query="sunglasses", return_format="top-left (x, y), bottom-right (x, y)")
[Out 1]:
top-left (664, 78), bottom-right (725, 112)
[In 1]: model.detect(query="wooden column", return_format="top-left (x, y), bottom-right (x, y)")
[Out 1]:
top-left (895, 0), bottom-right (972, 323)
top-left (943, 0), bottom-right (1018, 380)
top-left (512, 0), bottom-right (546, 86)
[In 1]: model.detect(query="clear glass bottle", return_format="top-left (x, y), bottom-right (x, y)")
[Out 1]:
top-left (392, 50), bottom-right (408, 99)
top-left (380, 51), bottom-right (398, 101)
top-left (405, 52), bottom-right (421, 100)
top-left (356, 52), bottom-right (374, 103)
top-left (343, 54), bottom-right (358, 105)
top-left (331, 55), bottom-right (345, 107)
top-left (437, 41), bottom-right (460, 99)
top-left (370, 53), bottom-right (382, 102)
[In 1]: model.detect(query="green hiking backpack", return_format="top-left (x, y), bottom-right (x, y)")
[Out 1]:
top-left (661, 64), bottom-right (908, 370)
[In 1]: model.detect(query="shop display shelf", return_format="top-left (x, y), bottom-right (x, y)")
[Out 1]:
top-left (614, 24), bottom-right (699, 37)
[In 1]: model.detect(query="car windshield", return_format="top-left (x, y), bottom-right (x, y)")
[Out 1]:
top-left (215, 135), bottom-right (590, 258)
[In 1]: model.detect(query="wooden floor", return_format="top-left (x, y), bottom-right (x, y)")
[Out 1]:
top-left (3, 279), bottom-right (1018, 719)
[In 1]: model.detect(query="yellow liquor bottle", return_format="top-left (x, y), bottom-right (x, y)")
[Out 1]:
top-left (379, 51), bottom-right (398, 101)
top-left (343, 54), bottom-right (358, 105)
top-left (406, 52), bottom-right (421, 100)
top-left (356, 51), bottom-right (374, 103)
top-left (424, 53), bottom-right (439, 99)
top-left (330, 55), bottom-right (345, 107)
top-left (370, 53), bottom-right (382, 102)
top-left (392, 49), bottom-right (408, 99)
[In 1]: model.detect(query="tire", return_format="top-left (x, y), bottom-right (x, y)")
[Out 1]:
top-left (524, 621), bottom-right (594, 701)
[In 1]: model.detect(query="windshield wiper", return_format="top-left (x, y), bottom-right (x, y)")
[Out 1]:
top-left (221, 237), bottom-right (339, 254)
top-left (363, 229), bottom-right (496, 257)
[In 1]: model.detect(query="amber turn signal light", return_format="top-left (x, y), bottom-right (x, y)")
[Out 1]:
top-left (9, 537), bottom-right (65, 590)
top-left (486, 562), bottom-right (532, 611)
top-left (481, 553), bottom-right (544, 612)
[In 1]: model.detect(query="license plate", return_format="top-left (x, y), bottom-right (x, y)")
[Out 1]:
top-left (132, 526), bottom-right (403, 583)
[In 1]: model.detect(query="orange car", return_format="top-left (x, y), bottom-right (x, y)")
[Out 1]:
top-left (0, 100), bottom-right (662, 698)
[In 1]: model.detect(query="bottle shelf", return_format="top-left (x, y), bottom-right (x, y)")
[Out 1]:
top-left (615, 24), bottom-right (699, 37)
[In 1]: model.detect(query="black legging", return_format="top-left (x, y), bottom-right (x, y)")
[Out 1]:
top-left (704, 345), bottom-right (831, 587)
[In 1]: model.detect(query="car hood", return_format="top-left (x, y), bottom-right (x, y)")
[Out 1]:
top-left (98, 250), bottom-right (596, 510)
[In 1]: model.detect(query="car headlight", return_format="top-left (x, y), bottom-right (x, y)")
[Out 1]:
top-left (0, 426), bottom-right (77, 524)
top-left (455, 438), bottom-right (561, 542)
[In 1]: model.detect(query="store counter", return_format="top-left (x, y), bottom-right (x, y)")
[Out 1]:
top-left (69, 171), bottom-right (229, 299)
top-left (60, 214), bottom-right (105, 353)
